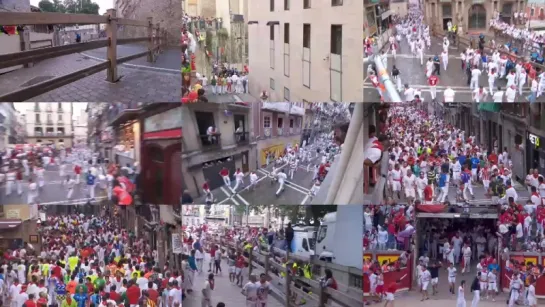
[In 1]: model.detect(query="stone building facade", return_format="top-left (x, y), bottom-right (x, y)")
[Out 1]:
top-left (115, 0), bottom-right (183, 46)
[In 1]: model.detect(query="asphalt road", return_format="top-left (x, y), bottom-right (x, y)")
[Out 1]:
top-left (364, 35), bottom-right (545, 103)
top-left (0, 164), bottom-right (107, 206)
top-left (182, 253), bottom-right (284, 307)
top-left (194, 155), bottom-right (326, 205)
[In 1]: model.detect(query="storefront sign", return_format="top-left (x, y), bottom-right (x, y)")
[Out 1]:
top-left (172, 233), bottom-right (183, 254)
top-left (528, 133), bottom-right (540, 148)
top-left (6, 210), bottom-right (20, 219)
top-left (144, 107), bottom-right (183, 133)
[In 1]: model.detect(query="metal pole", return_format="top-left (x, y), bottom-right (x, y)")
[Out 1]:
top-left (364, 55), bottom-right (403, 103)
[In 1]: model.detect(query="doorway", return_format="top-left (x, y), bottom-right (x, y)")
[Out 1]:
top-left (468, 4), bottom-right (487, 29)
top-left (241, 151), bottom-right (249, 173)
top-left (145, 146), bottom-right (165, 204)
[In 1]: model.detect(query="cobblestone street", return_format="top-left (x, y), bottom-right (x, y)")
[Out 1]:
top-left (0, 51), bottom-right (180, 102)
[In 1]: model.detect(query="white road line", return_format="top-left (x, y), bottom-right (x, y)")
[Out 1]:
top-left (362, 85), bottom-right (534, 94)
top-left (227, 184), bottom-right (250, 206)
top-left (256, 169), bottom-right (310, 194)
top-left (300, 194), bottom-right (310, 205)
top-left (220, 187), bottom-right (240, 206)
top-left (390, 53), bottom-right (462, 59)
top-left (258, 168), bottom-right (311, 192)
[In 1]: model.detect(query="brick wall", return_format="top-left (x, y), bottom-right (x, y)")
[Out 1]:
top-left (115, 0), bottom-right (182, 46)
top-left (0, 0), bottom-right (31, 12)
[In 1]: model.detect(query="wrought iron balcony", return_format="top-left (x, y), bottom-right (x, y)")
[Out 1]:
top-left (199, 133), bottom-right (221, 151)
top-left (235, 132), bottom-right (249, 145)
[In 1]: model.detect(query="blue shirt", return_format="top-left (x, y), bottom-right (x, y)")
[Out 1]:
top-left (488, 263), bottom-right (499, 272)
top-left (55, 282), bottom-right (67, 295)
top-left (461, 172), bottom-right (471, 184)
top-left (188, 256), bottom-right (198, 270)
top-left (470, 157), bottom-right (480, 169)
top-left (86, 173), bottom-right (96, 185)
top-left (458, 155), bottom-right (467, 166)
top-left (438, 173), bottom-right (447, 187)
top-left (73, 293), bottom-right (88, 307)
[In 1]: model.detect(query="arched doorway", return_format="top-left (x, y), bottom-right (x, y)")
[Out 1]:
top-left (468, 4), bottom-right (487, 29)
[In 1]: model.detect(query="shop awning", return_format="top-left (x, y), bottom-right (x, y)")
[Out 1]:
top-left (0, 219), bottom-right (22, 229)
top-left (478, 103), bottom-right (501, 112)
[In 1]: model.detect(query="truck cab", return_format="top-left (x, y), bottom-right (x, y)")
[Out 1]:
top-left (291, 225), bottom-right (316, 259)
top-left (315, 212), bottom-right (336, 262)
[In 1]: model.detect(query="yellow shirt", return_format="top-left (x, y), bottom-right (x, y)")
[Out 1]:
top-left (68, 256), bottom-right (79, 272)
top-left (193, 84), bottom-right (202, 92)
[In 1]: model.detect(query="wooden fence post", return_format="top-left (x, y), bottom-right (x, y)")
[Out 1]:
top-left (147, 17), bottom-right (154, 62)
top-left (19, 26), bottom-right (32, 68)
top-left (318, 286), bottom-right (326, 307)
top-left (264, 251), bottom-right (270, 275)
top-left (105, 9), bottom-right (118, 82)
top-left (284, 263), bottom-right (292, 306)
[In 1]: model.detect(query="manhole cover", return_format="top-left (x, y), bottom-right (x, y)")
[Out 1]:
top-left (21, 75), bottom-right (55, 87)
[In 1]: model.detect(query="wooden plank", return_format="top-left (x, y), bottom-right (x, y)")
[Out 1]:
top-left (117, 18), bottom-right (149, 27)
top-left (0, 61), bottom-right (109, 102)
top-left (116, 51), bottom-right (149, 65)
top-left (0, 40), bottom-right (109, 69)
top-left (118, 37), bottom-right (149, 45)
top-left (0, 12), bottom-right (109, 25)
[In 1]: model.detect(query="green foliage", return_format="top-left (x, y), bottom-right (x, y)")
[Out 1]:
top-left (38, 0), bottom-right (100, 15)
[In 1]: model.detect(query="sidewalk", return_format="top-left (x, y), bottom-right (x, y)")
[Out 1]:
top-left (0, 53), bottom-right (180, 102)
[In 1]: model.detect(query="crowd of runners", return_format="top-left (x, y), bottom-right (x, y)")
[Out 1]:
top-left (0, 144), bottom-right (138, 205)
top-left (366, 7), bottom-right (545, 103)
top-left (0, 213), bottom-right (201, 307)
top-left (181, 222), bottom-right (340, 306)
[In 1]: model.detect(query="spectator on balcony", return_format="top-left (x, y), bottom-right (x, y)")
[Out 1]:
top-left (235, 126), bottom-right (244, 142)
top-left (207, 125), bottom-right (219, 144)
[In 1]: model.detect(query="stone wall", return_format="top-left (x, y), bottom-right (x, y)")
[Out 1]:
top-left (115, 0), bottom-right (182, 46)
top-left (0, 0), bottom-right (31, 12)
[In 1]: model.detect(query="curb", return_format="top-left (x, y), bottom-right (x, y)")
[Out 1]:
top-left (80, 53), bottom-right (180, 75)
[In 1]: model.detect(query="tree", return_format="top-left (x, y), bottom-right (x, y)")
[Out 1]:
top-left (39, 0), bottom-right (100, 14)
top-left (38, 0), bottom-right (56, 12)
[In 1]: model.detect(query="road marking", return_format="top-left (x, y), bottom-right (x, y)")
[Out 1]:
top-left (390, 53), bottom-right (463, 59)
top-left (362, 84), bottom-right (534, 94)
top-left (300, 194), bottom-right (310, 205)
top-left (257, 168), bottom-right (311, 192)
top-left (256, 169), bottom-right (310, 194)
top-left (227, 184), bottom-right (250, 206)
top-left (220, 187), bottom-right (240, 206)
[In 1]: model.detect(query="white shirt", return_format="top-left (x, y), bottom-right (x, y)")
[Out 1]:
top-left (444, 88), bottom-right (455, 102)
top-left (403, 175), bottom-right (416, 189)
top-left (249, 173), bottom-right (258, 183)
top-left (235, 171), bottom-right (244, 181)
top-left (492, 91), bottom-right (504, 102)
top-left (505, 87), bottom-right (516, 102)
top-left (471, 69), bottom-right (482, 79)
top-left (516, 223), bottom-right (524, 238)
top-left (242, 281), bottom-right (259, 302)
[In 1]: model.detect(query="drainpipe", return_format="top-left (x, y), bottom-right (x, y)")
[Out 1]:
top-left (364, 54), bottom-right (403, 103)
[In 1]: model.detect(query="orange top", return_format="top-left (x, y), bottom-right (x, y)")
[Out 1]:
top-left (67, 280), bottom-right (78, 294)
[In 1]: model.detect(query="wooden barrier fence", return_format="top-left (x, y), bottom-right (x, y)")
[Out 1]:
top-left (0, 10), bottom-right (167, 102)
top-left (210, 236), bottom-right (362, 307)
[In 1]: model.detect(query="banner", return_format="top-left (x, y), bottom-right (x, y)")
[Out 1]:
top-left (416, 204), bottom-right (447, 213)
top-left (172, 233), bottom-right (183, 254)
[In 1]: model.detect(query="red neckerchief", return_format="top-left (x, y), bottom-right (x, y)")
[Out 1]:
top-left (533, 174), bottom-right (539, 179)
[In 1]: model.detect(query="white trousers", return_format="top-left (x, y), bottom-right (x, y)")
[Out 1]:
top-left (464, 182), bottom-right (474, 199)
top-left (471, 290), bottom-right (480, 307)
top-left (233, 179), bottom-right (243, 191)
top-left (222, 175), bottom-right (231, 186)
top-left (67, 188), bottom-right (74, 199)
top-left (276, 181), bottom-right (285, 195)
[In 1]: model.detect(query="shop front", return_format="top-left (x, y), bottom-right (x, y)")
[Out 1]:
top-left (140, 105), bottom-right (182, 206)
top-left (526, 131), bottom-right (545, 174)
top-left (363, 251), bottom-right (413, 295)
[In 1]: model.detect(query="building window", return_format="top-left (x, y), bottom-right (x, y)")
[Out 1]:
top-left (59, 139), bottom-right (64, 143)
top-left (270, 26), bottom-right (275, 69)
top-left (330, 25), bottom-right (342, 55)
top-left (332, 0), bottom-right (342, 6)
top-left (278, 117), bottom-right (284, 128)
top-left (284, 0), bottom-right (289, 10)
top-left (270, 78), bottom-right (275, 90)
top-left (58, 114), bottom-right (62, 120)
top-left (264, 116), bottom-right (271, 128)
top-left (304, 0), bottom-right (310, 9)
top-left (270, 0), bottom-right (274, 11)
top-left (35, 114), bottom-right (40, 122)
top-left (284, 23), bottom-right (290, 77)
top-left (289, 118), bottom-right (294, 128)
top-left (303, 24), bottom-right (311, 88)
top-left (531, 8), bottom-right (535, 16)
top-left (37, 139), bottom-right (42, 143)
top-left (330, 25), bottom-right (342, 102)
top-left (284, 87), bottom-right (290, 101)
top-left (47, 114), bottom-right (52, 121)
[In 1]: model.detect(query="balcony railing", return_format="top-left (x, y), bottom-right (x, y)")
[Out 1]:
top-left (199, 133), bottom-right (221, 151)
top-left (235, 132), bottom-right (249, 145)
top-left (46, 120), bottom-right (54, 125)
top-left (58, 108), bottom-right (64, 113)
top-left (34, 131), bottom-right (43, 136)
top-left (58, 119), bottom-right (64, 125)
top-left (501, 103), bottom-right (527, 118)
top-left (45, 107), bottom-right (53, 112)
top-left (277, 127), bottom-right (283, 136)
top-left (186, 19), bottom-right (223, 32)
top-left (107, 101), bottom-right (143, 123)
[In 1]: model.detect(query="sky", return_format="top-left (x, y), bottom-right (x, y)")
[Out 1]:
top-left (30, 0), bottom-right (113, 14)
top-left (14, 103), bottom-right (88, 120)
